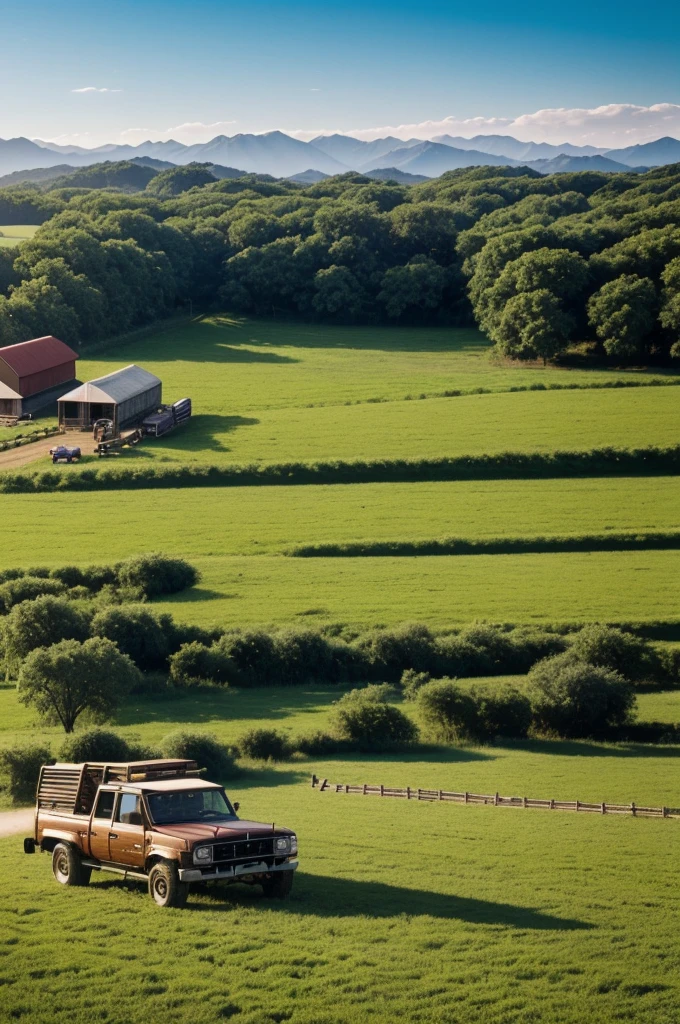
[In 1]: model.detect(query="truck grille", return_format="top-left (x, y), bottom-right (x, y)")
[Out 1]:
top-left (213, 837), bottom-right (276, 863)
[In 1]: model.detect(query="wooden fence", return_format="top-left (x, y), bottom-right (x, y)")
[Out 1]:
top-left (311, 775), bottom-right (679, 820)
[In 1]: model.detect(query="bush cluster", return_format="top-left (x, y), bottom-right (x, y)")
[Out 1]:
top-left (0, 553), bottom-right (198, 612)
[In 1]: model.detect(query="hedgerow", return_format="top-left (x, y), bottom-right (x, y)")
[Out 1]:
top-left (1, 445), bottom-right (679, 493)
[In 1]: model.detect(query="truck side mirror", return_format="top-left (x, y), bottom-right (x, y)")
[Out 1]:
top-left (233, 802), bottom-right (240, 814)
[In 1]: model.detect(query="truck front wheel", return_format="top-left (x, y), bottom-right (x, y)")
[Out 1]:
top-left (52, 843), bottom-right (91, 887)
top-left (148, 860), bottom-right (189, 908)
top-left (262, 870), bottom-right (294, 899)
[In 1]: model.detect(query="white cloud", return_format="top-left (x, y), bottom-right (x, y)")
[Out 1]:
top-left (71, 86), bottom-right (122, 93)
top-left (119, 120), bottom-right (238, 145)
top-left (288, 104), bottom-right (680, 148)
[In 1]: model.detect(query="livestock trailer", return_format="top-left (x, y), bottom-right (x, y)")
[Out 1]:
top-left (58, 365), bottom-right (162, 432)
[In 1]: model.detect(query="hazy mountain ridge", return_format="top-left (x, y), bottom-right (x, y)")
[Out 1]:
top-left (0, 129), bottom-right (679, 180)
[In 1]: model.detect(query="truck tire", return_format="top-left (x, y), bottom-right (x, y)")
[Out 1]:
top-left (148, 860), bottom-right (189, 908)
top-left (262, 870), bottom-right (294, 899)
top-left (52, 843), bottom-right (91, 887)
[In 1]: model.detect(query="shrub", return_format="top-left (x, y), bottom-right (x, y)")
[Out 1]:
top-left (435, 634), bottom-right (492, 677)
top-left (59, 728), bottom-right (132, 763)
top-left (2, 595), bottom-right (91, 670)
top-left (506, 627), bottom-right (567, 672)
top-left (355, 623), bottom-right (436, 679)
top-left (169, 641), bottom-right (234, 685)
top-left (330, 687), bottom-right (418, 751)
top-left (416, 679), bottom-right (480, 743)
top-left (658, 646), bottom-right (680, 687)
top-left (116, 553), bottom-right (199, 599)
top-left (91, 605), bottom-right (170, 671)
top-left (400, 669), bottom-right (431, 700)
top-left (216, 630), bottom-right (279, 686)
top-left (0, 576), bottom-right (66, 613)
top-left (568, 624), bottom-right (659, 682)
top-left (0, 744), bottom-right (52, 803)
top-left (527, 654), bottom-right (636, 738)
top-left (236, 728), bottom-right (293, 761)
top-left (294, 731), bottom-right (346, 756)
top-left (161, 730), bottom-right (236, 779)
top-left (18, 637), bottom-right (141, 733)
top-left (467, 683), bottom-right (532, 740)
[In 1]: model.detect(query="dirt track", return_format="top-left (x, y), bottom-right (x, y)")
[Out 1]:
top-left (0, 436), bottom-right (69, 470)
top-left (0, 808), bottom-right (33, 838)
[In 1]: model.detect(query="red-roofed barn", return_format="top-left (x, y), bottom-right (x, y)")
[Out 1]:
top-left (0, 336), bottom-right (79, 400)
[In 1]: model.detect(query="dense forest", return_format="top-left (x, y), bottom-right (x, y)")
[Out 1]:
top-left (1, 160), bottom-right (679, 363)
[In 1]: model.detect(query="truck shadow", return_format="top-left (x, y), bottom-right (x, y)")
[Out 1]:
top-left (186, 873), bottom-right (593, 931)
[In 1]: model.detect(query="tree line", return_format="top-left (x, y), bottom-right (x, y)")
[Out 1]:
top-left (1, 161), bottom-right (680, 362)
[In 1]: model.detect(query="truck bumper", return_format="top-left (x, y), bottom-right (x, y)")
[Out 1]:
top-left (179, 859), bottom-right (298, 883)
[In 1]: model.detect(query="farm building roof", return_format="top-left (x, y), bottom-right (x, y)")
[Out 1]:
top-left (58, 365), bottom-right (161, 405)
top-left (0, 381), bottom-right (22, 400)
top-left (0, 336), bottom-right (79, 377)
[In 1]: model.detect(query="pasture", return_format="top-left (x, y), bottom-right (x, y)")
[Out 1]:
top-left (0, 224), bottom-right (38, 248)
top-left (2, 738), bottom-right (680, 1024)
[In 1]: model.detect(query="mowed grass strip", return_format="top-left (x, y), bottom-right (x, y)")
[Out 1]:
top-left (2, 770), bottom-right (680, 1024)
top-left (0, 224), bottom-right (39, 248)
top-left (79, 314), bottom-right (679, 417)
top-left (102, 386), bottom-right (680, 467)
top-left (152, 550), bottom-right (680, 627)
top-left (1, 476), bottom-right (678, 562)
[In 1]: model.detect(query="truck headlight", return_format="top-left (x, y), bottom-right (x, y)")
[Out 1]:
top-left (193, 846), bottom-right (213, 865)
top-left (290, 834), bottom-right (297, 855)
top-left (274, 837), bottom-right (290, 853)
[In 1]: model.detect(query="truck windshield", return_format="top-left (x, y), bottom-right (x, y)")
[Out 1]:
top-left (146, 788), bottom-right (235, 824)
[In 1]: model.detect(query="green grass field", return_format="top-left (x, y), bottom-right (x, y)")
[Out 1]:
top-left (1, 476), bottom-right (678, 562)
top-left (2, 677), bottom-right (680, 1024)
top-left (0, 224), bottom-right (39, 247)
top-left (51, 385), bottom-right (680, 470)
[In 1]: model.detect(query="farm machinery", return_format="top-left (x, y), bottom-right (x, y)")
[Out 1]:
top-left (94, 398), bottom-right (192, 457)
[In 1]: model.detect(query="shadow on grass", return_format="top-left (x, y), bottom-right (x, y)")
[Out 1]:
top-left (506, 738), bottom-right (680, 759)
top-left (153, 414), bottom-right (260, 454)
top-left (116, 688), bottom-right (339, 726)
top-left (185, 873), bottom-right (593, 930)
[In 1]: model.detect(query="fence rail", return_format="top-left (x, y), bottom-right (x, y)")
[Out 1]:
top-left (311, 775), bottom-right (679, 820)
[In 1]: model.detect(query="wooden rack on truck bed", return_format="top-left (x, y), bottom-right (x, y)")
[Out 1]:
top-left (36, 760), bottom-right (202, 813)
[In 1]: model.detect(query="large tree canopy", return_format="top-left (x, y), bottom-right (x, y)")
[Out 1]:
top-left (2, 161), bottom-right (680, 362)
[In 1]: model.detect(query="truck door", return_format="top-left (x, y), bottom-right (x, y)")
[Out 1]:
top-left (89, 788), bottom-right (116, 862)
top-left (109, 792), bottom-right (145, 868)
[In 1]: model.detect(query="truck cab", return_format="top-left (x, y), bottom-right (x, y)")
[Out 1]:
top-left (25, 759), bottom-right (298, 907)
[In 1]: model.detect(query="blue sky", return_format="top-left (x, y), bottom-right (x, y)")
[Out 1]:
top-left (2, 0), bottom-right (679, 147)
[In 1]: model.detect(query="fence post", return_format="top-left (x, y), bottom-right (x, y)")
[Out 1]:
top-left (417, 789), bottom-right (422, 800)
top-left (631, 802), bottom-right (636, 817)
top-left (439, 790), bottom-right (443, 801)
top-left (576, 800), bottom-right (580, 812)
top-left (494, 792), bottom-right (499, 806)
top-left (601, 802), bottom-right (606, 814)
top-left (550, 799), bottom-right (555, 810)
top-left (663, 807), bottom-right (669, 818)
top-left (523, 796), bottom-right (527, 808)
top-left (464, 792), bottom-right (469, 804)
top-left (311, 774), bottom-right (318, 788)
top-left (345, 784), bottom-right (349, 794)
top-left (407, 787), bottom-right (411, 800)
top-left (320, 778), bottom-right (328, 791)
top-left (380, 784), bottom-right (384, 797)
top-left (363, 784), bottom-right (367, 795)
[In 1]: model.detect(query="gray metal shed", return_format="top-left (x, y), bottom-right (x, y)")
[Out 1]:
top-left (58, 365), bottom-right (162, 432)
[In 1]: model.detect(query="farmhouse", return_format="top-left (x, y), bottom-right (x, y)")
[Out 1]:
top-left (0, 336), bottom-right (79, 418)
top-left (58, 364), bottom-right (162, 432)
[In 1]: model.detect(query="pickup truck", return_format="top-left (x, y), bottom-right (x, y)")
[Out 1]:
top-left (24, 759), bottom-right (298, 908)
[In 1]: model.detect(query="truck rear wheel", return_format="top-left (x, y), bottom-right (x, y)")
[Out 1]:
top-left (148, 860), bottom-right (189, 908)
top-left (52, 843), bottom-right (91, 887)
top-left (262, 870), bottom-right (294, 899)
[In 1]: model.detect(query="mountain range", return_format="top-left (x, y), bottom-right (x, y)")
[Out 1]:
top-left (2, 130), bottom-right (680, 181)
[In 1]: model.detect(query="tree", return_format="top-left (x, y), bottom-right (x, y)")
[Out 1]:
top-left (587, 274), bottom-right (657, 358)
top-left (495, 288), bottom-right (574, 363)
top-left (378, 256), bottom-right (448, 319)
top-left (3, 596), bottom-right (91, 674)
top-left (17, 637), bottom-right (141, 733)
top-left (527, 655), bottom-right (635, 738)
top-left (567, 624), bottom-right (658, 682)
top-left (90, 606), bottom-right (170, 671)
top-left (416, 679), bottom-right (479, 742)
top-left (660, 257), bottom-right (680, 358)
top-left (312, 265), bottom-right (364, 318)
